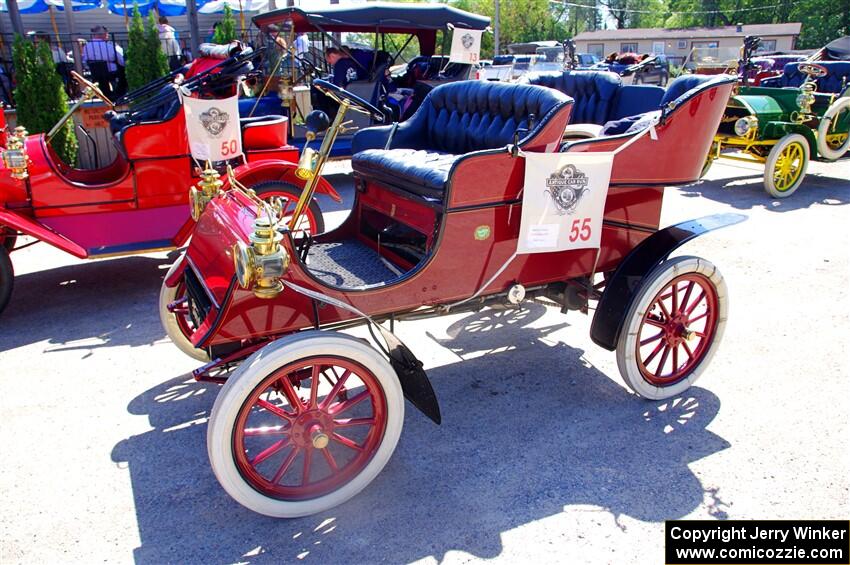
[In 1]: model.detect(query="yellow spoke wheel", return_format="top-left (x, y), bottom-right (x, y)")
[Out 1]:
top-left (816, 97), bottom-right (850, 161)
top-left (826, 133), bottom-right (848, 151)
top-left (764, 133), bottom-right (809, 198)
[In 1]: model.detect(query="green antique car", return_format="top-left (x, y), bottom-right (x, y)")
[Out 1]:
top-left (704, 62), bottom-right (850, 197)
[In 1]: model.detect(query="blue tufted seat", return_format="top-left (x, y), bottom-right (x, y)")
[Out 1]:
top-left (760, 61), bottom-right (850, 94)
top-left (351, 80), bottom-right (571, 201)
top-left (521, 70), bottom-right (665, 140)
top-left (594, 74), bottom-right (725, 137)
top-left (520, 71), bottom-right (621, 125)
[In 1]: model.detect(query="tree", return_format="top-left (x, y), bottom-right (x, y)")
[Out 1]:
top-left (12, 35), bottom-right (77, 165)
top-left (448, 0), bottom-right (571, 57)
top-left (124, 6), bottom-right (147, 91)
top-left (145, 10), bottom-right (169, 79)
top-left (213, 5), bottom-right (238, 44)
top-left (125, 5), bottom-right (168, 92)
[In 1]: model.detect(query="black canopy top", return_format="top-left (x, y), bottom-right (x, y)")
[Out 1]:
top-left (252, 3), bottom-right (490, 33)
top-left (823, 36), bottom-right (850, 61)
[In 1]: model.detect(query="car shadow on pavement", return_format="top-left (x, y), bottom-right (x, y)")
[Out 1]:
top-left (112, 305), bottom-right (731, 564)
top-left (0, 252), bottom-right (177, 353)
top-left (680, 165), bottom-right (850, 213)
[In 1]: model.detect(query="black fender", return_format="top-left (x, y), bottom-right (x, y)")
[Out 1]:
top-left (373, 324), bottom-right (441, 425)
top-left (590, 213), bottom-right (746, 351)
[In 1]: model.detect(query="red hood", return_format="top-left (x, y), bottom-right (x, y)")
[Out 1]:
top-left (185, 189), bottom-right (259, 304)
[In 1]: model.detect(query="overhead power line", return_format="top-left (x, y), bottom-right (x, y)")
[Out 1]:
top-left (549, 0), bottom-right (785, 15)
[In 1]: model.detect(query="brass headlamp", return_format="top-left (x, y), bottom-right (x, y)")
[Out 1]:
top-left (233, 216), bottom-right (290, 299)
top-left (795, 82), bottom-right (817, 120)
top-left (295, 146), bottom-right (318, 180)
top-left (189, 165), bottom-right (224, 221)
top-left (2, 126), bottom-right (29, 180)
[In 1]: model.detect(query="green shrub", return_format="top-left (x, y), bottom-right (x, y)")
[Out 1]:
top-left (213, 5), bottom-right (238, 44)
top-left (12, 35), bottom-right (77, 165)
top-left (125, 5), bottom-right (168, 92)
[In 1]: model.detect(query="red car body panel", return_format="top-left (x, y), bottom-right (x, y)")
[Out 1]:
top-left (0, 206), bottom-right (88, 257)
top-left (178, 79), bottom-right (736, 352)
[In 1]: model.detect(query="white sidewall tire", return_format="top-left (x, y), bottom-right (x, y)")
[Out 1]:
top-left (764, 133), bottom-right (809, 198)
top-left (816, 97), bottom-right (850, 161)
top-left (207, 331), bottom-right (405, 518)
top-left (616, 256), bottom-right (728, 400)
top-left (159, 253), bottom-right (209, 362)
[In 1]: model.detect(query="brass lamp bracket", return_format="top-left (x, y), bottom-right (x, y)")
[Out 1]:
top-left (2, 126), bottom-right (30, 180)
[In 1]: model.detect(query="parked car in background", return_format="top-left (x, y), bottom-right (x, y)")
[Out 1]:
top-left (631, 54), bottom-right (669, 85)
top-left (0, 47), bottom-right (333, 317)
top-left (593, 53), bottom-right (669, 85)
top-left (577, 53), bottom-right (600, 68)
top-left (704, 61), bottom-right (850, 197)
top-left (684, 46), bottom-right (740, 75)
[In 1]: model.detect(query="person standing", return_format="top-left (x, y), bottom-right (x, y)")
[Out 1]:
top-left (82, 25), bottom-right (125, 97)
top-left (158, 16), bottom-right (183, 71)
top-left (294, 33), bottom-right (310, 55)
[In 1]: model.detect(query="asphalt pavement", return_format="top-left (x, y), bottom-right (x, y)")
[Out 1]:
top-left (1, 158), bottom-right (848, 564)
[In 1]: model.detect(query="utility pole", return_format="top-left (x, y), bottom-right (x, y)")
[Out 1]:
top-left (6, 0), bottom-right (25, 38)
top-left (61, 0), bottom-right (84, 74)
top-left (186, 0), bottom-right (201, 57)
top-left (494, 0), bottom-right (500, 56)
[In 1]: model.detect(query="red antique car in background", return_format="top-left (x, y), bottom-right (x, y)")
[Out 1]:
top-left (0, 44), bottom-right (337, 316)
top-left (162, 74), bottom-right (743, 518)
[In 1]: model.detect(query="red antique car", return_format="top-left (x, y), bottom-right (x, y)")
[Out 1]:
top-left (162, 74), bottom-right (743, 517)
top-left (0, 45), bottom-right (338, 315)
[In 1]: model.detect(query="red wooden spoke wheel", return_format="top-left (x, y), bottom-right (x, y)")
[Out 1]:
top-left (233, 356), bottom-right (388, 500)
top-left (159, 254), bottom-right (209, 361)
top-left (251, 182), bottom-right (325, 236)
top-left (171, 280), bottom-right (197, 340)
top-left (635, 273), bottom-right (718, 385)
top-left (617, 256), bottom-right (727, 400)
top-left (207, 332), bottom-right (404, 518)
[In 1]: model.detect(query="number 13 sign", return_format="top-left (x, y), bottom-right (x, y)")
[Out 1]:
top-left (517, 152), bottom-right (614, 254)
top-left (182, 93), bottom-right (243, 162)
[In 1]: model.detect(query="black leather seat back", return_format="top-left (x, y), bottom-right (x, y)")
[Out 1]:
top-left (406, 80), bottom-right (569, 154)
top-left (522, 70), bottom-right (621, 125)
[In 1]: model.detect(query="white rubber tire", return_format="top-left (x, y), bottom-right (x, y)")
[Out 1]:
top-left (159, 254), bottom-right (209, 362)
top-left (207, 331), bottom-right (404, 518)
top-left (816, 96), bottom-right (850, 161)
top-left (763, 133), bottom-right (809, 198)
top-left (616, 256), bottom-right (728, 400)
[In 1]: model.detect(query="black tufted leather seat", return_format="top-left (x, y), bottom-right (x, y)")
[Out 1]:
top-left (521, 70), bottom-right (621, 125)
top-left (351, 80), bottom-right (570, 200)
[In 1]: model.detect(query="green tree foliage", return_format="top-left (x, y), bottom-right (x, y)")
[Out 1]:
top-left (446, 0), bottom-right (570, 57)
top-left (12, 35), bottom-right (77, 165)
top-left (125, 6), bottom-right (169, 91)
top-left (661, 0), bottom-right (846, 47)
top-left (125, 7), bottom-right (147, 91)
top-left (213, 5), bottom-right (238, 44)
top-left (145, 11), bottom-right (169, 78)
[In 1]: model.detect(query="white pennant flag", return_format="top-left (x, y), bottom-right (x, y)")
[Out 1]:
top-left (449, 29), bottom-right (482, 64)
top-left (518, 152), bottom-right (615, 254)
top-left (182, 94), bottom-right (243, 162)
